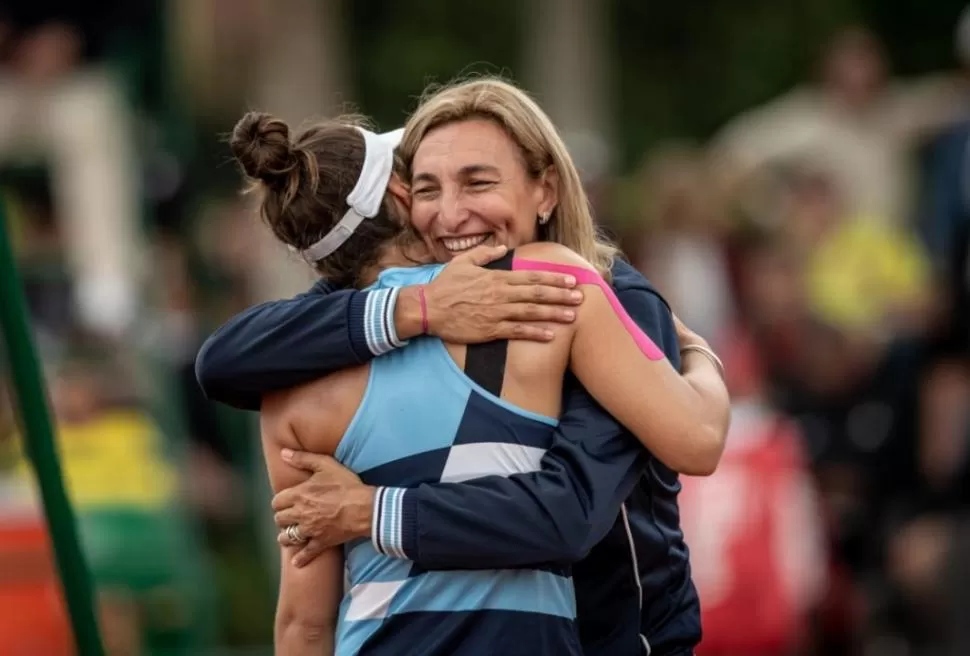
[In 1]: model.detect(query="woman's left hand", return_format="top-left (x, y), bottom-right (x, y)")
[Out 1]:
top-left (672, 313), bottom-right (708, 349)
top-left (272, 450), bottom-right (376, 567)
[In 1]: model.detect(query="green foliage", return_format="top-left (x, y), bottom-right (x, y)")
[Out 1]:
top-left (348, 0), bottom-right (969, 173)
top-left (349, 0), bottom-right (527, 129)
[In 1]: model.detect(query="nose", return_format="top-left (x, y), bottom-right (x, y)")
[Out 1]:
top-left (436, 188), bottom-right (471, 232)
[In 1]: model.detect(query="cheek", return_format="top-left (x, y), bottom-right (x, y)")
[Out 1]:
top-left (509, 208), bottom-right (539, 245)
top-left (506, 183), bottom-right (543, 246)
top-left (467, 194), bottom-right (537, 246)
top-left (409, 204), bottom-right (433, 237)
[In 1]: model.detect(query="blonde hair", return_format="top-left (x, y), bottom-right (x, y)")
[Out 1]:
top-left (398, 77), bottom-right (618, 278)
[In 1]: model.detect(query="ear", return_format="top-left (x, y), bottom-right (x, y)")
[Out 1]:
top-left (387, 173), bottom-right (411, 210)
top-left (536, 166), bottom-right (560, 217)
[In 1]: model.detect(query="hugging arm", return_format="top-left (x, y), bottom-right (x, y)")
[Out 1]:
top-left (515, 244), bottom-right (731, 476)
top-left (195, 247), bottom-right (581, 411)
top-left (196, 281), bottom-right (397, 411)
top-left (369, 287), bottom-right (678, 568)
top-left (260, 407), bottom-right (343, 655)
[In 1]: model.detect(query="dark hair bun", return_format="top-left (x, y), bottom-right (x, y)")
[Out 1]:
top-left (230, 111), bottom-right (298, 187)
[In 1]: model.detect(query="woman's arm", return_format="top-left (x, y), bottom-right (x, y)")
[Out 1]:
top-left (198, 284), bottom-right (378, 411)
top-left (260, 406), bottom-right (343, 655)
top-left (514, 242), bottom-right (730, 476)
top-left (197, 246), bottom-right (581, 410)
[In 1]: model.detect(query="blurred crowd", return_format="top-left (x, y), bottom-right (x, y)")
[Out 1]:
top-left (0, 2), bottom-right (967, 655)
top-left (631, 24), bottom-right (970, 656)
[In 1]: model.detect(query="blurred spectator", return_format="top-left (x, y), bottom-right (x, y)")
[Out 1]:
top-left (170, 0), bottom-right (345, 303)
top-left (2, 344), bottom-right (216, 654)
top-left (724, 175), bottom-right (935, 653)
top-left (919, 7), bottom-right (970, 359)
top-left (792, 167), bottom-right (935, 345)
top-left (0, 1), bottom-right (148, 337)
top-left (865, 15), bottom-right (970, 651)
top-left (875, 355), bottom-right (969, 656)
top-left (4, 183), bottom-right (77, 346)
top-left (733, 230), bottom-right (809, 387)
top-left (712, 25), bottom-right (967, 228)
top-left (632, 142), bottom-right (735, 345)
top-left (147, 226), bottom-right (245, 524)
top-left (680, 328), bottom-right (828, 656)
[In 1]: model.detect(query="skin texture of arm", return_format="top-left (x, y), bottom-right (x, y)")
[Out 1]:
top-left (260, 406), bottom-right (343, 656)
top-left (513, 241), bottom-right (730, 476)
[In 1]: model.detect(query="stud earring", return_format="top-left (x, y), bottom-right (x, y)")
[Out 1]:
top-left (539, 211), bottom-right (551, 224)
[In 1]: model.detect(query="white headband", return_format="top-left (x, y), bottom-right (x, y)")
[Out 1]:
top-left (300, 127), bottom-right (405, 264)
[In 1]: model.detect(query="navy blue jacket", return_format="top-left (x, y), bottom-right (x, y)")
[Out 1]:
top-left (922, 123), bottom-right (970, 356)
top-left (196, 258), bottom-right (701, 655)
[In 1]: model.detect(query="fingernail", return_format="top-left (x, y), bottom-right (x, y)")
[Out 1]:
top-left (543, 329), bottom-right (555, 340)
top-left (571, 291), bottom-right (583, 301)
top-left (281, 448), bottom-right (294, 460)
top-left (564, 310), bottom-right (575, 320)
top-left (564, 275), bottom-right (576, 286)
top-left (291, 557), bottom-right (301, 567)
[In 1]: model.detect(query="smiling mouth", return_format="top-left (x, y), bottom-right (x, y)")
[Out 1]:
top-left (440, 233), bottom-right (493, 253)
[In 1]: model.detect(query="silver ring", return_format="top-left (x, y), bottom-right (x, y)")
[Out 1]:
top-left (285, 524), bottom-right (308, 545)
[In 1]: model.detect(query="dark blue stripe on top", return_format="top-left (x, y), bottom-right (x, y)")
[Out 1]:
top-left (358, 448), bottom-right (451, 488)
top-left (453, 391), bottom-right (556, 448)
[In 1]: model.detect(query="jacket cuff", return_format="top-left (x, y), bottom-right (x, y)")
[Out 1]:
top-left (372, 486), bottom-right (418, 560)
top-left (349, 288), bottom-right (408, 361)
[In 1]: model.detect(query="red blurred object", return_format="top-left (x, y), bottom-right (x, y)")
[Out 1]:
top-left (719, 324), bottom-right (766, 398)
top-left (0, 520), bottom-right (73, 655)
top-left (681, 404), bottom-right (827, 656)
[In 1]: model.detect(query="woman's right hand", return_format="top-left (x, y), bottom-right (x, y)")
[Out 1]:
top-left (396, 245), bottom-right (585, 343)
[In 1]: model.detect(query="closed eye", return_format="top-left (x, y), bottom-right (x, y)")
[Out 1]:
top-left (412, 187), bottom-right (438, 199)
top-left (468, 180), bottom-right (496, 189)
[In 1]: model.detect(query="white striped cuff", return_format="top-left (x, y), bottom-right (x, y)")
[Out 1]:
top-left (364, 287), bottom-right (408, 356)
top-left (372, 486), bottom-right (408, 559)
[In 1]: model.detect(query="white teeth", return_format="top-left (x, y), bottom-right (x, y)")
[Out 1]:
top-left (442, 235), bottom-right (489, 252)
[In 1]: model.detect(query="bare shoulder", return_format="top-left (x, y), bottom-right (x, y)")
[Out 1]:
top-left (514, 241), bottom-right (596, 271)
top-left (261, 366), bottom-right (369, 454)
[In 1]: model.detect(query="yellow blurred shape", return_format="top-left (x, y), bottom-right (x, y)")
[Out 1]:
top-left (9, 410), bottom-right (178, 510)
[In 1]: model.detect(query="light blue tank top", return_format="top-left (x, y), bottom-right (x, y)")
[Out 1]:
top-left (332, 265), bottom-right (579, 656)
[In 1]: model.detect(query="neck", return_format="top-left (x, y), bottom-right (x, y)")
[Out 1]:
top-left (357, 240), bottom-right (432, 287)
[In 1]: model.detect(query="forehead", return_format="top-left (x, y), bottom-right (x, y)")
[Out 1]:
top-left (412, 118), bottom-right (522, 174)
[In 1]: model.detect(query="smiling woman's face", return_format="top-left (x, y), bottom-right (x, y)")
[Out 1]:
top-left (408, 118), bottom-right (555, 262)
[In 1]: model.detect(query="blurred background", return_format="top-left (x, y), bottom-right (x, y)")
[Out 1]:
top-left (0, 0), bottom-right (968, 654)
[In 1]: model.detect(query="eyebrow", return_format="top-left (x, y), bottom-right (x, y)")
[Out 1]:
top-left (458, 164), bottom-right (501, 177)
top-left (412, 164), bottom-right (501, 185)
